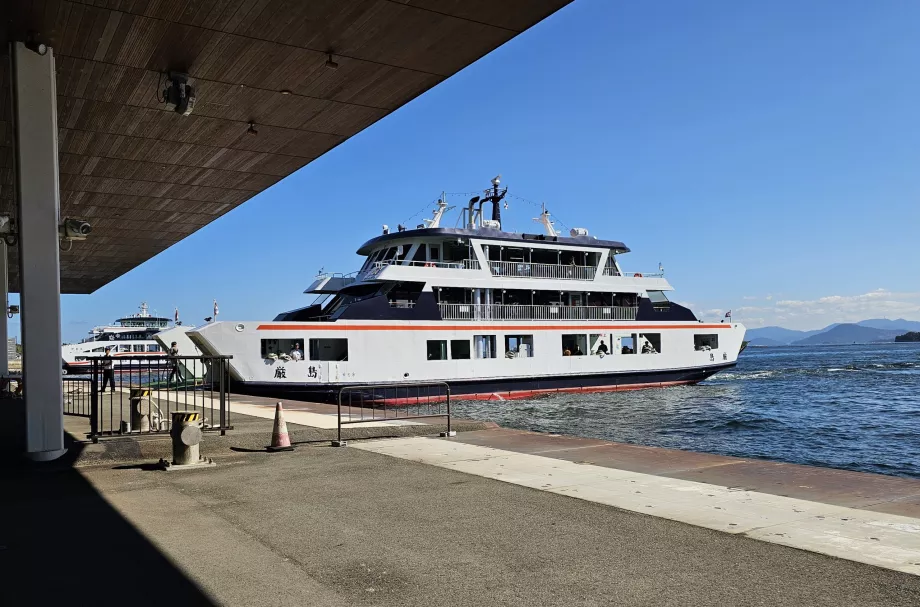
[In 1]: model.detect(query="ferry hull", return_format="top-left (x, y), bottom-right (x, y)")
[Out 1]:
top-left (232, 363), bottom-right (735, 404)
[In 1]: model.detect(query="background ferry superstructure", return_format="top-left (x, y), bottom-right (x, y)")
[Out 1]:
top-left (62, 302), bottom-right (170, 373)
top-left (189, 177), bottom-right (746, 401)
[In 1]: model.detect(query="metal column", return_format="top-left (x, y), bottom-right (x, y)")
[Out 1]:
top-left (10, 42), bottom-right (66, 461)
top-left (0, 243), bottom-right (7, 377)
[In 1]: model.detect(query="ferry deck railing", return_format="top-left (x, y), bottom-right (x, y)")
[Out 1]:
top-left (439, 303), bottom-right (638, 321)
top-left (487, 260), bottom-right (596, 280)
top-left (333, 382), bottom-right (452, 446)
top-left (65, 355), bottom-right (234, 441)
top-left (603, 267), bottom-right (665, 278)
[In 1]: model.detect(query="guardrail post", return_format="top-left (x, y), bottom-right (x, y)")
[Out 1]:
top-left (90, 359), bottom-right (99, 442)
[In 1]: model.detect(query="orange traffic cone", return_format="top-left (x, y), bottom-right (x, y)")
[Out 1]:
top-left (267, 401), bottom-right (294, 452)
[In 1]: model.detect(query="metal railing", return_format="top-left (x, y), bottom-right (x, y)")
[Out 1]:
top-left (74, 355), bottom-right (233, 441)
top-left (63, 377), bottom-right (93, 417)
top-left (487, 260), bottom-right (596, 280)
top-left (333, 382), bottom-right (452, 446)
top-left (439, 303), bottom-right (638, 321)
top-left (603, 267), bottom-right (665, 278)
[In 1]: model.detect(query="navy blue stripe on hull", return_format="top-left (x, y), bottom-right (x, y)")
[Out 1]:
top-left (233, 364), bottom-right (735, 403)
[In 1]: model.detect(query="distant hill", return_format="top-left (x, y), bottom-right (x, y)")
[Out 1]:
top-left (858, 318), bottom-right (920, 331)
top-left (745, 326), bottom-right (824, 344)
top-left (747, 337), bottom-right (786, 347)
top-left (748, 319), bottom-right (920, 346)
top-left (791, 324), bottom-right (904, 346)
top-left (896, 332), bottom-right (920, 343)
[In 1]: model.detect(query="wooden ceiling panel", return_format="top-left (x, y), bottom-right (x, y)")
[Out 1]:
top-left (0, 0), bottom-right (571, 292)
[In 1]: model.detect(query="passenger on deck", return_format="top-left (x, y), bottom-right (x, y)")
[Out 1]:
top-left (596, 340), bottom-right (609, 355)
top-left (290, 342), bottom-right (303, 361)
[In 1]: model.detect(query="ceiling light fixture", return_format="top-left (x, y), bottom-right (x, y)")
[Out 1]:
top-left (279, 89), bottom-right (292, 95)
top-left (325, 53), bottom-right (339, 70)
top-left (247, 122), bottom-right (258, 136)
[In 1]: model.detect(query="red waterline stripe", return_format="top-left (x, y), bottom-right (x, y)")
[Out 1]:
top-left (362, 379), bottom-right (698, 406)
top-left (256, 324), bottom-right (734, 332)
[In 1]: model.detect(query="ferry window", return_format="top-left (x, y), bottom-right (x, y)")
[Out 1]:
top-left (309, 338), bottom-right (348, 361)
top-left (590, 334), bottom-right (612, 355)
top-left (428, 245), bottom-right (440, 262)
top-left (561, 334), bottom-right (587, 356)
top-left (261, 338), bottom-right (305, 359)
top-left (618, 335), bottom-right (637, 354)
top-left (147, 344), bottom-right (161, 352)
top-left (451, 340), bottom-right (471, 359)
top-left (92, 347), bottom-right (105, 352)
top-left (647, 290), bottom-right (670, 311)
top-left (133, 344), bottom-right (145, 352)
top-left (639, 333), bottom-right (661, 354)
top-left (381, 247), bottom-right (397, 262)
top-left (504, 335), bottom-right (534, 358)
top-left (695, 334), bottom-right (719, 351)
top-left (118, 344), bottom-right (131, 352)
top-left (426, 340), bottom-right (448, 361)
top-left (411, 245), bottom-right (427, 263)
top-left (474, 335), bottom-right (497, 359)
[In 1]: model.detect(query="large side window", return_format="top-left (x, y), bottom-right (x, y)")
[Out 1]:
top-left (426, 340), bottom-right (448, 360)
top-left (504, 335), bottom-right (534, 358)
top-left (119, 344), bottom-right (132, 352)
top-left (309, 338), bottom-right (349, 361)
top-left (451, 340), bottom-right (471, 360)
top-left (639, 333), bottom-right (662, 354)
top-left (561, 334), bottom-right (587, 356)
top-left (133, 344), bottom-right (145, 352)
top-left (147, 344), bottom-right (161, 352)
top-left (261, 338), bottom-right (304, 359)
top-left (694, 334), bottom-right (719, 351)
top-left (474, 335), bottom-right (497, 359)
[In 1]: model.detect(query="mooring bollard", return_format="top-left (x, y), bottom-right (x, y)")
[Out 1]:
top-left (129, 387), bottom-right (151, 433)
top-left (159, 410), bottom-right (214, 470)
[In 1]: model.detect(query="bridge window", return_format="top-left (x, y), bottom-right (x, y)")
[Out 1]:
top-left (451, 340), bottom-right (471, 359)
top-left (310, 338), bottom-right (349, 361)
top-left (561, 334), bottom-right (587, 356)
top-left (695, 334), bottom-right (719, 351)
top-left (647, 291), bottom-right (670, 311)
top-left (504, 335), bottom-right (534, 358)
top-left (426, 340), bottom-right (448, 360)
top-left (91, 347), bottom-right (105, 352)
top-left (474, 335), bottom-right (497, 359)
top-left (639, 333), bottom-right (661, 354)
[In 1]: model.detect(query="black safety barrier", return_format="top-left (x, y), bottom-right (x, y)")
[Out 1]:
top-left (82, 355), bottom-right (233, 441)
top-left (334, 381), bottom-right (451, 446)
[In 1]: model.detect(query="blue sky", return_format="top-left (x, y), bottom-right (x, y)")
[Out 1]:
top-left (33, 0), bottom-right (920, 342)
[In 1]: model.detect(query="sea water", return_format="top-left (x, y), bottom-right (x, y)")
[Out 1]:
top-left (452, 343), bottom-right (920, 479)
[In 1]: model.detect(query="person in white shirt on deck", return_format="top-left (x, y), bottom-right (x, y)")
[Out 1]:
top-left (290, 342), bottom-right (303, 361)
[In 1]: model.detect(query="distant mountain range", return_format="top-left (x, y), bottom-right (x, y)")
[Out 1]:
top-left (747, 319), bottom-right (920, 346)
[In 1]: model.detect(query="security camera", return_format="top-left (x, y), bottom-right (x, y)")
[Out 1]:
top-left (60, 218), bottom-right (92, 241)
top-left (163, 72), bottom-right (196, 116)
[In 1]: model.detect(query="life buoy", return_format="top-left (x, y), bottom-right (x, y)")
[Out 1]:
top-left (633, 272), bottom-right (643, 278)
top-left (424, 262), bottom-right (435, 268)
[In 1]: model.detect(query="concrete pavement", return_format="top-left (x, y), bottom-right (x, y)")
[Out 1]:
top-left (23, 442), bottom-right (919, 606)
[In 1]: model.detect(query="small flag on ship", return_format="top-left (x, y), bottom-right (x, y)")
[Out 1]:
top-left (213, 299), bottom-right (219, 318)
top-left (725, 310), bottom-right (732, 318)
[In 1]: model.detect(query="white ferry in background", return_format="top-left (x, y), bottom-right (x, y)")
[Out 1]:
top-left (189, 177), bottom-right (746, 402)
top-left (62, 303), bottom-right (171, 373)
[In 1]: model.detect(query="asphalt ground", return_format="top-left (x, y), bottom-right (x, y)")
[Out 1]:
top-left (6, 441), bottom-right (916, 607)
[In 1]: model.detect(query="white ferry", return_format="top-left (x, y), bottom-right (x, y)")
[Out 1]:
top-left (189, 178), bottom-right (745, 402)
top-left (62, 303), bottom-right (171, 373)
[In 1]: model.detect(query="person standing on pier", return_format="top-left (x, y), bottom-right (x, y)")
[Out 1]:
top-left (101, 347), bottom-right (115, 393)
top-left (167, 341), bottom-right (180, 384)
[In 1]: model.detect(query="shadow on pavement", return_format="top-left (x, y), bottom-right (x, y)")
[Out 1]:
top-left (0, 433), bottom-right (216, 606)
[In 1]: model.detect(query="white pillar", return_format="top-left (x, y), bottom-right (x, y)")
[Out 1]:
top-left (10, 41), bottom-right (66, 461)
top-left (0, 243), bottom-right (7, 376)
